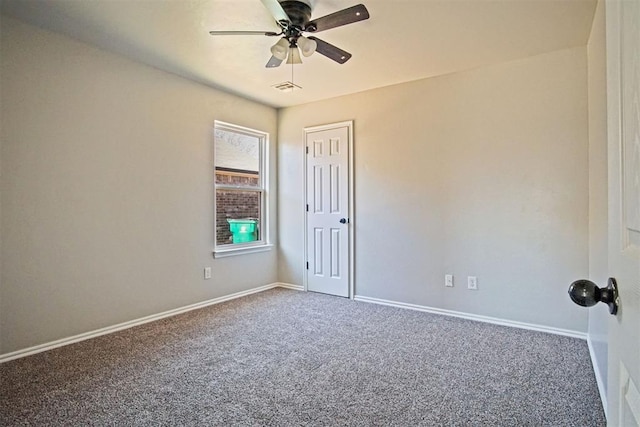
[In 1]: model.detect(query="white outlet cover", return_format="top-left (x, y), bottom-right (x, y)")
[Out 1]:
top-left (204, 267), bottom-right (212, 279)
top-left (468, 276), bottom-right (478, 290)
top-left (445, 274), bottom-right (454, 287)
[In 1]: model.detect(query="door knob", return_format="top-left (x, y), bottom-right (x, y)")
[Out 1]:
top-left (339, 218), bottom-right (348, 224)
top-left (568, 277), bottom-right (619, 315)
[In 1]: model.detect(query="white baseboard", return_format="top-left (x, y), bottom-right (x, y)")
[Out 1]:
top-left (1, 284), bottom-right (585, 363)
top-left (587, 335), bottom-right (609, 420)
top-left (0, 282), bottom-right (296, 364)
top-left (354, 295), bottom-right (588, 340)
top-left (274, 282), bottom-right (304, 291)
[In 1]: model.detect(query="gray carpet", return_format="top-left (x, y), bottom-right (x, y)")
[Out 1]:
top-left (1, 288), bottom-right (605, 426)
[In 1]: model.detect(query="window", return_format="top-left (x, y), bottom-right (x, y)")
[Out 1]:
top-left (213, 121), bottom-right (270, 257)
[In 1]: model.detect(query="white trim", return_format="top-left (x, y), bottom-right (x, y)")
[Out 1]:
top-left (0, 283), bottom-right (295, 364)
top-left (303, 120), bottom-right (355, 298)
top-left (354, 295), bottom-right (588, 339)
top-left (0, 284), bottom-right (588, 364)
top-left (213, 120), bottom-right (271, 253)
top-left (347, 122), bottom-right (355, 300)
top-left (587, 335), bottom-right (609, 420)
top-left (273, 282), bottom-right (305, 291)
top-left (213, 243), bottom-right (273, 258)
top-left (302, 126), bottom-right (307, 293)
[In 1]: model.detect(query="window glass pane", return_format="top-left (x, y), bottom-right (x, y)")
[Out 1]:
top-left (215, 128), bottom-right (260, 188)
top-left (213, 122), bottom-right (267, 251)
top-left (216, 190), bottom-right (261, 245)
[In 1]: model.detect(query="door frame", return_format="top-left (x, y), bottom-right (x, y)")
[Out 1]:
top-left (303, 120), bottom-right (355, 298)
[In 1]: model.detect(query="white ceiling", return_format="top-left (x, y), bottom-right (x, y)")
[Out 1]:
top-left (1, 0), bottom-right (597, 108)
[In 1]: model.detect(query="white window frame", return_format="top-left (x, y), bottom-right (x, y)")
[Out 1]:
top-left (213, 121), bottom-right (271, 258)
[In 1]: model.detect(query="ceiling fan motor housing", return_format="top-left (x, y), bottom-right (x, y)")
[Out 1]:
top-left (279, 1), bottom-right (312, 29)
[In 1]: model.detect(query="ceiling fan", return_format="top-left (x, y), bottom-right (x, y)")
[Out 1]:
top-left (209, 0), bottom-right (370, 68)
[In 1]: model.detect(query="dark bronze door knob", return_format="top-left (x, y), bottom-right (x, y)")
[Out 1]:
top-left (568, 277), bottom-right (619, 315)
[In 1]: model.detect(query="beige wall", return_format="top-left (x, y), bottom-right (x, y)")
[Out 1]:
top-left (0, 17), bottom-right (278, 354)
top-left (279, 47), bottom-right (590, 332)
top-left (586, 0), bottom-right (609, 408)
top-left (1, 13), bottom-right (596, 354)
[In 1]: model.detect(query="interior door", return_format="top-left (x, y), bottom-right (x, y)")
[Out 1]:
top-left (606, 0), bottom-right (640, 424)
top-left (305, 122), bottom-right (352, 298)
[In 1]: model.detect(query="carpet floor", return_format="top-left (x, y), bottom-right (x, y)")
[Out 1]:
top-left (1, 288), bottom-right (605, 426)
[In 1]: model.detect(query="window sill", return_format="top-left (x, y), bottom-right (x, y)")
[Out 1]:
top-left (213, 243), bottom-right (273, 258)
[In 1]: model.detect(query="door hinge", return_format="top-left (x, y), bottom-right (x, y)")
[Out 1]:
top-left (306, 146), bottom-right (309, 154)
top-left (306, 204), bottom-right (309, 212)
top-left (306, 262), bottom-right (309, 270)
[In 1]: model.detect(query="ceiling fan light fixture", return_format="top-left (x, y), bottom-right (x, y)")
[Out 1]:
top-left (297, 35), bottom-right (317, 57)
top-left (270, 37), bottom-right (290, 60)
top-left (209, 2), bottom-right (370, 69)
top-left (286, 46), bottom-right (302, 64)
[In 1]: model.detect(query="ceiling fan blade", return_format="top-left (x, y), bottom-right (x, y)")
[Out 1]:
top-left (209, 31), bottom-right (280, 36)
top-left (260, 0), bottom-right (290, 24)
top-left (305, 4), bottom-right (369, 33)
top-left (266, 55), bottom-right (285, 68)
top-left (307, 37), bottom-right (352, 64)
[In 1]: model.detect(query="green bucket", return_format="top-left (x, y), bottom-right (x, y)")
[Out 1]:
top-left (227, 219), bottom-right (258, 243)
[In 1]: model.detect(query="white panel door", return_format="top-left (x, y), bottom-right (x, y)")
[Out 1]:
top-left (305, 124), bottom-right (350, 297)
top-left (606, 1), bottom-right (640, 425)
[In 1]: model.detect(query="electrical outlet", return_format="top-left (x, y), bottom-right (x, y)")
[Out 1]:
top-left (204, 267), bottom-right (212, 280)
top-left (467, 276), bottom-right (478, 290)
top-left (445, 274), bottom-right (454, 287)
